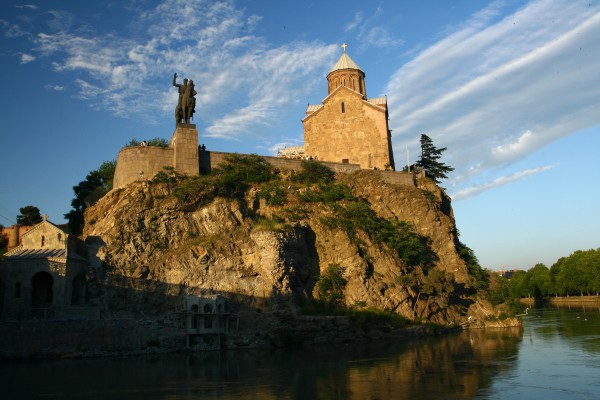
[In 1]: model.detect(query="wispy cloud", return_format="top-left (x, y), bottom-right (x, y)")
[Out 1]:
top-left (344, 6), bottom-right (403, 51)
top-left (44, 84), bottom-right (65, 91)
top-left (450, 165), bottom-right (555, 201)
top-left (385, 0), bottom-right (600, 199)
top-left (16, 5), bottom-right (39, 11)
top-left (6, 0), bottom-right (337, 140)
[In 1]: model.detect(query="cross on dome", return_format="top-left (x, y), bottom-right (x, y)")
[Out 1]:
top-left (342, 43), bottom-right (347, 53)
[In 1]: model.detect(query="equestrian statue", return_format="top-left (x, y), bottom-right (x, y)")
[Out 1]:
top-left (173, 73), bottom-right (197, 125)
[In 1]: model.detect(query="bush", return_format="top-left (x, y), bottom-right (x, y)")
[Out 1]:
top-left (213, 154), bottom-right (277, 197)
top-left (292, 160), bottom-right (335, 184)
top-left (257, 182), bottom-right (287, 206)
top-left (126, 137), bottom-right (168, 147)
top-left (316, 264), bottom-right (347, 306)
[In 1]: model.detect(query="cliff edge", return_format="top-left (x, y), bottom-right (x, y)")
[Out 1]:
top-left (84, 161), bottom-right (515, 332)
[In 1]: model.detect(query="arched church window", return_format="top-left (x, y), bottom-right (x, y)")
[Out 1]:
top-left (41, 235), bottom-right (45, 246)
top-left (341, 102), bottom-right (345, 113)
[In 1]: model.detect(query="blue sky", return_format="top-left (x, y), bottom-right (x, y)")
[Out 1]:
top-left (1, 0), bottom-right (599, 270)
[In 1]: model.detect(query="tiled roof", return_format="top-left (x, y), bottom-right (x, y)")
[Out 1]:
top-left (4, 247), bottom-right (86, 261)
top-left (330, 52), bottom-right (362, 73)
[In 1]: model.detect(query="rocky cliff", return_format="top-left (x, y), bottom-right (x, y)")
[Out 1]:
top-left (84, 162), bottom-right (512, 330)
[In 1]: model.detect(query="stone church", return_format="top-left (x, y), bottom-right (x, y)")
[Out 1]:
top-left (0, 216), bottom-right (89, 319)
top-left (302, 45), bottom-right (395, 170)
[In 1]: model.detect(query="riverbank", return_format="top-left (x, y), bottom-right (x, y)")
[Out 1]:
top-left (521, 295), bottom-right (600, 307)
top-left (0, 312), bottom-right (496, 361)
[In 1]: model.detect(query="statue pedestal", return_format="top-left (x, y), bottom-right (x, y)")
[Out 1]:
top-left (170, 124), bottom-right (199, 176)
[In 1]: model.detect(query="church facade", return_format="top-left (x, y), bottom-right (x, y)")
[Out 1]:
top-left (302, 46), bottom-right (395, 170)
top-left (0, 216), bottom-right (89, 319)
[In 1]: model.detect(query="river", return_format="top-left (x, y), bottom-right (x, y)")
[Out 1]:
top-left (1, 305), bottom-right (599, 399)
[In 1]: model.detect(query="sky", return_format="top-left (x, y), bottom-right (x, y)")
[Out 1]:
top-left (1, 0), bottom-right (599, 270)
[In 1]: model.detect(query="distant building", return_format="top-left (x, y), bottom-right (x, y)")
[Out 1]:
top-left (497, 269), bottom-right (521, 279)
top-left (0, 216), bottom-right (89, 319)
top-left (1, 224), bottom-right (35, 251)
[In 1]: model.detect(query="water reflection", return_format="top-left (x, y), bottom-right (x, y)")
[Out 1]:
top-left (0, 327), bottom-right (522, 400)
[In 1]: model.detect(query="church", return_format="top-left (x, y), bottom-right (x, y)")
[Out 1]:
top-left (301, 45), bottom-right (395, 170)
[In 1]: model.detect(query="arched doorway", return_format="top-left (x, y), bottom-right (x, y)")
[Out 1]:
top-left (32, 272), bottom-right (54, 308)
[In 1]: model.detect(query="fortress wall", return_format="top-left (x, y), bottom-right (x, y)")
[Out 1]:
top-left (113, 146), bottom-right (174, 189)
top-left (378, 170), bottom-right (415, 186)
top-left (199, 150), bottom-right (414, 186)
top-left (200, 150), bottom-right (362, 174)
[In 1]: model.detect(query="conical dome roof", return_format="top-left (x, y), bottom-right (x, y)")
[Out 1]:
top-left (330, 44), bottom-right (362, 73)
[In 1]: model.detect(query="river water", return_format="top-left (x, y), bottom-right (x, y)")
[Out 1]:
top-left (1, 305), bottom-right (599, 399)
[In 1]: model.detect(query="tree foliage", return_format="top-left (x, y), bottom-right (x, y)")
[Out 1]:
top-left (316, 263), bottom-right (348, 306)
top-left (416, 134), bottom-right (454, 183)
top-left (64, 160), bottom-right (116, 235)
top-left (212, 154), bottom-right (277, 197)
top-left (16, 205), bottom-right (43, 226)
top-left (455, 239), bottom-right (489, 290)
top-left (503, 248), bottom-right (600, 299)
top-left (125, 137), bottom-right (169, 147)
top-left (292, 160), bottom-right (335, 185)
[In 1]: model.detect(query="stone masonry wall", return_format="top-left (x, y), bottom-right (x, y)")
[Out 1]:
top-left (113, 146), bottom-right (174, 189)
top-left (303, 88), bottom-right (393, 170)
top-left (200, 150), bottom-right (414, 186)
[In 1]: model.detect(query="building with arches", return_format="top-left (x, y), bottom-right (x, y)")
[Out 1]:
top-left (0, 216), bottom-right (89, 319)
top-left (302, 45), bottom-right (395, 170)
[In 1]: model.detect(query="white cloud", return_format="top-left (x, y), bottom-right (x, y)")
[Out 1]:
top-left (44, 84), bottom-right (65, 91)
top-left (16, 5), bottom-right (39, 10)
top-left (450, 165), bottom-right (555, 201)
top-left (344, 6), bottom-right (402, 50)
top-left (1, 19), bottom-right (29, 38)
top-left (19, 53), bottom-right (35, 63)
top-left (385, 0), bottom-right (600, 197)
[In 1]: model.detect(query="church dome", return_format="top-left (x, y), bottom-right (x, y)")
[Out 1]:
top-left (326, 44), bottom-right (366, 96)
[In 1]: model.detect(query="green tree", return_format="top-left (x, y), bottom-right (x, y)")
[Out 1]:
top-left (212, 154), bottom-right (277, 197)
top-left (526, 263), bottom-right (552, 298)
top-left (509, 270), bottom-right (528, 298)
top-left (64, 160), bottom-right (116, 235)
top-left (317, 264), bottom-right (348, 307)
top-left (16, 205), bottom-right (42, 226)
top-left (292, 160), bottom-right (335, 184)
top-left (455, 239), bottom-right (489, 290)
top-left (416, 134), bottom-right (454, 184)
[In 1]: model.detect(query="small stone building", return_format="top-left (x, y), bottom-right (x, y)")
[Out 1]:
top-left (303, 46), bottom-right (395, 170)
top-left (0, 216), bottom-right (89, 319)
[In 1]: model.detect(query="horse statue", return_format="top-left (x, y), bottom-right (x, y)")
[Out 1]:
top-left (173, 73), bottom-right (197, 125)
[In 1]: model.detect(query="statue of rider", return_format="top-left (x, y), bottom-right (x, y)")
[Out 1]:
top-left (173, 73), bottom-right (197, 125)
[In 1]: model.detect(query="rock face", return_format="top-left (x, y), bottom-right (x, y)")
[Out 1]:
top-left (83, 169), bottom-right (510, 328)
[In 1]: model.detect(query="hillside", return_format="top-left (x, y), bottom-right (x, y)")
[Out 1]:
top-left (83, 157), bottom-right (515, 332)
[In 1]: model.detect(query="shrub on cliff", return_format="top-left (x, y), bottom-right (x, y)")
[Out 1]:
top-left (292, 160), bottom-right (335, 184)
top-left (320, 199), bottom-right (433, 268)
top-left (317, 263), bottom-right (347, 306)
top-left (213, 154), bottom-right (278, 197)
